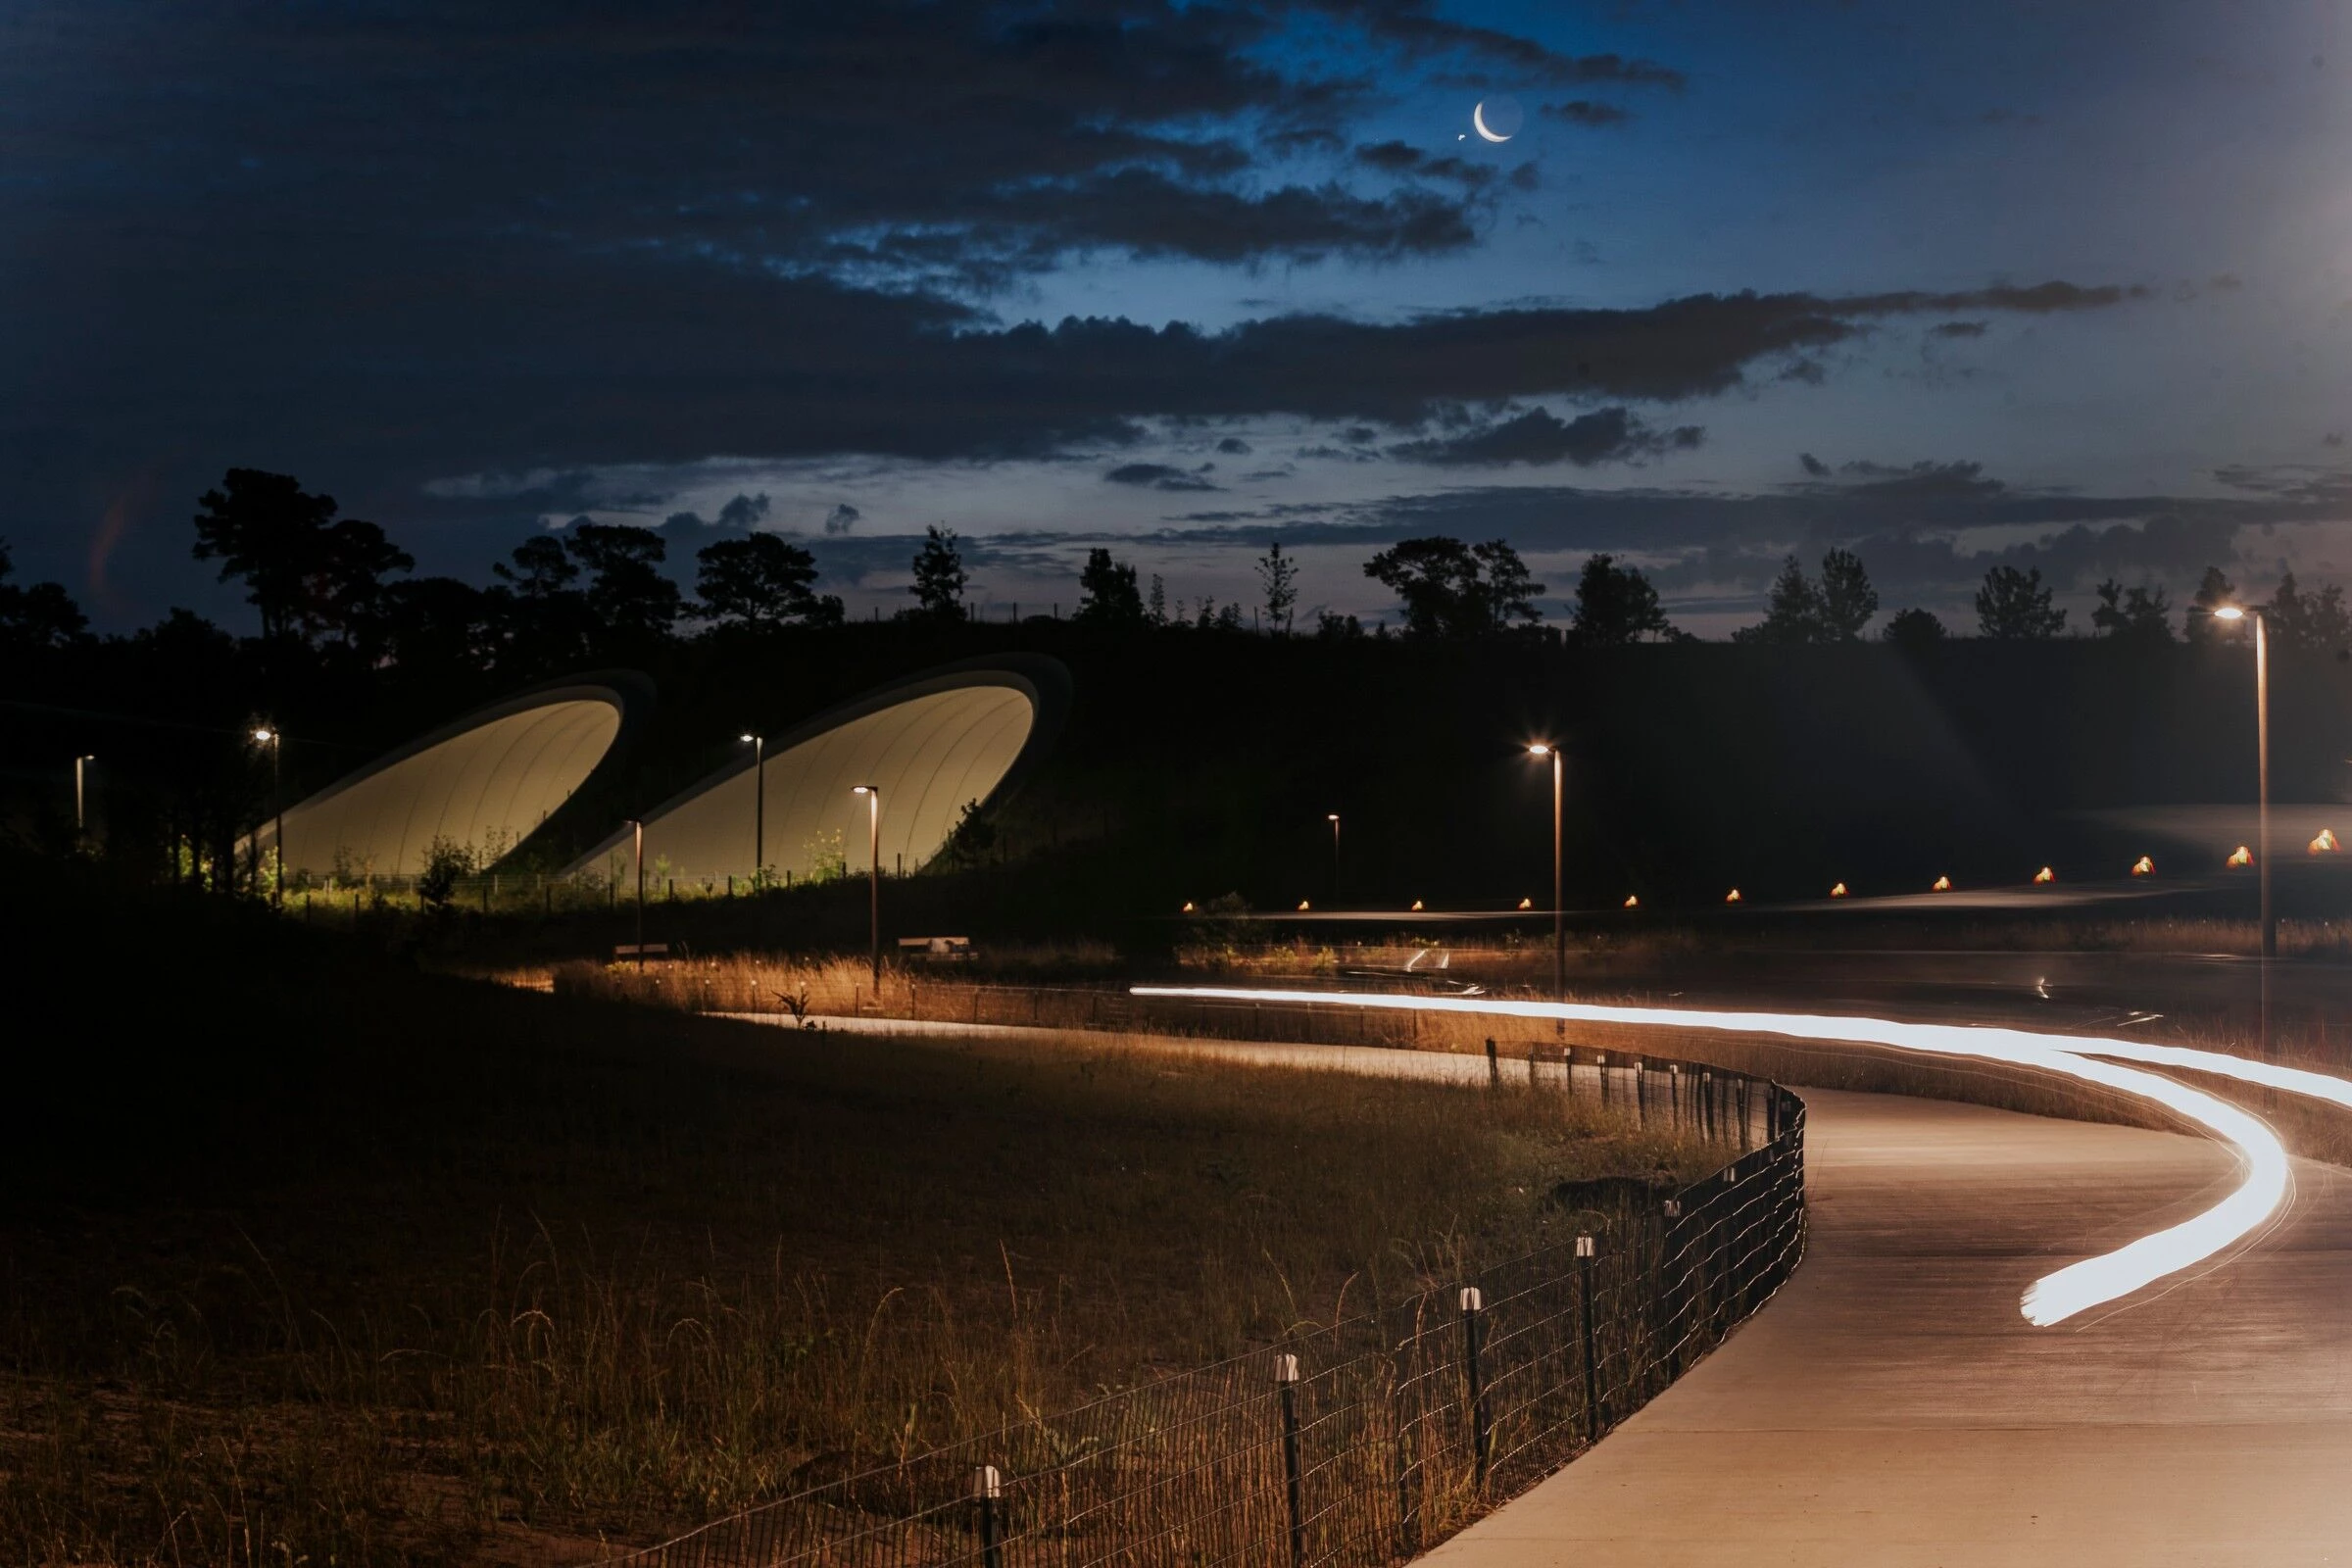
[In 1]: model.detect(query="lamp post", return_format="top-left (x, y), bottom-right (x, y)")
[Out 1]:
top-left (253, 726), bottom-right (282, 906)
top-left (2213, 604), bottom-right (2274, 1059)
top-left (1326, 813), bottom-right (1341, 905)
top-left (1528, 743), bottom-right (1564, 1020)
top-left (854, 784), bottom-right (881, 984)
top-left (73, 754), bottom-right (93, 846)
top-left (740, 733), bottom-right (765, 888)
top-left (629, 818), bottom-right (646, 969)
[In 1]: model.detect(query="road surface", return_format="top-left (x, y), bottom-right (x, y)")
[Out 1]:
top-left (1425, 1087), bottom-right (2352, 1567)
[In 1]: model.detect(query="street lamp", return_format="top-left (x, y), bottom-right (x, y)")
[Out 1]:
top-left (253, 726), bottom-right (282, 907)
top-left (628, 817), bottom-right (646, 968)
top-left (1529, 743), bottom-right (1564, 1021)
top-left (1326, 813), bottom-right (1341, 904)
top-left (2213, 604), bottom-right (2275, 1058)
top-left (73, 754), bottom-right (94, 846)
top-left (853, 784), bottom-right (881, 984)
top-left (740, 733), bottom-right (765, 889)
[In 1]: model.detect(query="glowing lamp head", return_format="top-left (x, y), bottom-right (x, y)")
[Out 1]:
top-left (1517, 897), bottom-right (1533, 909)
top-left (853, 784), bottom-right (874, 797)
top-left (1932, 875), bottom-right (1952, 892)
top-left (2034, 865), bottom-right (2056, 884)
top-left (740, 732), bottom-right (759, 744)
top-left (2313, 829), bottom-right (2340, 855)
top-left (1725, 888), bottom-right (1741, 904)
top-left (2132, 855), bottom-right (2155, 876)
top-left (1297, 900), bottom-right (1310, 911)
top-left (2228, 845), bottom-right (2254, 868)
top-left (2212, 605), bottom-right (2247, 622)
top-left (1181, 901), bottom-right (1196, 912)
top-left (1623, 894), bottom-right (1639, 908)
top-left (1326, 813), bottom-right (1340, 822)
top-left (1410, 899), bottom-right (1424, 910)
top-left (252, 727), bottom-right (275, 743)
top-left (1528, 743), bottom-right (1553, 758)
top-left (1830, 881), bottom-right (1848, 898)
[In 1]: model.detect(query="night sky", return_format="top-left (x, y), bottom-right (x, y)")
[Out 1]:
top-left (11, 0), bottom-right (2352, 635)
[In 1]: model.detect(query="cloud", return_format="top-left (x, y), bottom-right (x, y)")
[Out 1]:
top-left (1104, 463), bottom-right (1220, 491)
top-left (1544, 100), bottom-right (1633, 126)
top-left (824, 503), bottom-right (862, 534)
top-left (1794, 459), bottom-right (2007, 501)
top-left (1216, 436), bottom-right (1253, 455)
top-left (1390, 406), bottom-right (1703, 466)
top-left (717, 492), bottom-right (771, 529)
top-left (1798, 453), bottom-right (1832, 477)
top-left (1929, 320), bottom-right (1988, 338)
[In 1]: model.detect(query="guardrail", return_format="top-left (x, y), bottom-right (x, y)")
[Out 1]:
top-left (591, 1060), bottom-right (1807, 1568)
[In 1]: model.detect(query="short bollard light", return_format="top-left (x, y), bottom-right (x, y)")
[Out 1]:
top-left (1576, 1235), bottom-right (1601, 1443)
top-left (1274, 1352), bottom-right (1306, 1568)
top-left (971, 1465), bottom-right (1004, 1568)
top-left (1458, 1286), bottom-right (1492, 1488)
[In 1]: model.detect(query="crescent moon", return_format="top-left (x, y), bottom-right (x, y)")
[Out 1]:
top-left (1473, 101), bottom-right (1510, 143)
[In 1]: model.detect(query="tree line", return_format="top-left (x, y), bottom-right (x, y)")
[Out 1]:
top-left (3, 467), bottom-right (2345, 667)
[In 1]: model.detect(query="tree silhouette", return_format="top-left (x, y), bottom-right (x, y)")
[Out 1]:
top-left (2267, 571), bottom-right (2352, 655)
top-left (1815, 548), bottom-right (1878, 640)
top-left (1256, 540), bottom-right (1298, 635)
top-left (191, 468), bottom-right (411, 647)
top-left (0, 538), bottom-right (87, 651)
top-left (564, 521), bottom-right (679, 646)
top-left (1076, 548), bottom-right (1146, 625)
top-left (1735, 550), bottom-right (1874, 644)
top-left (1881, 607), bottom-right (1946, 651)
top-left (1568, 553), bottom-right (1673, 644)
top-left (1975, 565), bottom-right (2067, 639)
top-left (1363, 537), bottom-right (1544, 637)
top-left (697, 533), bottom-right (837, 628)
top-left (1733, 557), bottom-right (1823, 645)
top-left (907, 525), bottom-right (969, 620)
top-left (2186, 565), bottom-right (2238, 643)
top-left (2090, 579), bottom-right (2173, 644)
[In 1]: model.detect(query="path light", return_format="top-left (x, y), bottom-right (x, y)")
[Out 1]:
top-left (1517, 896), bottom-right (1533, 910)
top-left (1527, 742), bottom-right (1566, 1009)
top-left (1623, 895), bottom-right (1639, 908)
top-left (2313, 829), bottom-right (2340, 855)
top-left (253, 725), bottom-right (283, 907)
top-left (2132, 855), bottom-right (2155, 876)
top-left (1297, 900), bottom-right (1310, 911)
top-left (2034, 866), bottom-right (2056, 884)
top-left (1181, 901), bottom-right (1195, 913)
top-left (2229, 845), bottom-right (2254, 868)
top-left (1932, 875), bottom-right (1952, 892)
top-left (739, 734), bottom-right (766, 889)
top-left (1830, 882), bottom-right (1848, 898)
top-left (1410, 899), bottom-right (1425, 910)
top-left (1725, 888), bottom-right (1741, 904)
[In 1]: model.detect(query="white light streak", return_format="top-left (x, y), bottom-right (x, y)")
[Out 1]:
top-left (1130, 985), bottom-right (2295, 1327)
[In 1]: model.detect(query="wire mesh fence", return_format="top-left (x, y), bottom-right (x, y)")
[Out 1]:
top-left (591, 1057), bottom-right (1806, 1568)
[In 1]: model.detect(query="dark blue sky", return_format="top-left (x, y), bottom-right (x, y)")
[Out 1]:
top-left (9, 0), bottom-right (2351, 634)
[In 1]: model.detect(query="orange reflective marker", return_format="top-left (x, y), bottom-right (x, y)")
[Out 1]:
top-left (1517, 896), bottom-right (1533, 909)
top-left (1623, 894), bottom-right (1639, 908)
top-left (1830, 881), bottom-right (1848, 898)
top-left (1410, 899), bottom-right (1425, 911)
top-left (2228, 845), bottom-right (2253, 868)
top-left (2132, 855), bottom-right (2155, 876)
top-left (2313, 829), bottom-right (2340, 855)
top-left (1297, 900), bottom-right (1311, 911)
top-left (2034, 866), bottom-right (2056, 884)
top-left (1725, 888), bottom-right (1742, 904)
top-left (1932, 875), bottom-right (1952, 892)
top-left (1181, 901), bottom-right (1196, 912)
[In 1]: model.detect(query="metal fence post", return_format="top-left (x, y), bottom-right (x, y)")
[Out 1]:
top-left (1486, 1037), bottom-right (1499, 1087)
top-left (1700, 1071), bottom-right (1714, 1139)
top-left (1275, 1352), bottom-right (1306, 1568)
top-left (1576, 1236), bottom-right (1600, 1444)
top-left (1597, 1050), bottom-right (1609, 1108)
top-left (1458, 1287), bottom-right (1491, 1489)
top-left (1634, 1058), bottom-right (1645, 1126)
top-left (972, 1465), bottom-right (1004, 1568)
top-left (1669, 1062), bottom-right (1680, 1124)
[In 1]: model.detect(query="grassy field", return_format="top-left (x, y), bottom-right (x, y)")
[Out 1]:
top-left (0, 873), bottom-right (1720, 1567)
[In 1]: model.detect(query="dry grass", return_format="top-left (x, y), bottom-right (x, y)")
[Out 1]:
top-left (2, 893), bottom-right (1719, 1567)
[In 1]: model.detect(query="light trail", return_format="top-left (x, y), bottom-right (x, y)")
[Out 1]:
top-left (1130, 985), bottom-right (2294, 1327)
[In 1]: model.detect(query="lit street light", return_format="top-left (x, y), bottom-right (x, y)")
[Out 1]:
top-left (253, 726), bottom-right (282, 907)
top-left (628, 818), bottom-right (645, 967)
top-left (1529, 743), bottom-right (1564, 1021)
top-left (854, 784), bottom-right (881, 984)
top-left (740, 732), bottom-right (766, 888)
top-left (73, 753), bottom-right (94, 846)
top-left (1325, 813), bottom-right (1341, 904)
top-left (2212, 603), bottom-right (2275, 1058)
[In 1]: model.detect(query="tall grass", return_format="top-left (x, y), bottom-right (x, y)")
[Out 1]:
top-left (3, 897), bottom-right (1720, 1566)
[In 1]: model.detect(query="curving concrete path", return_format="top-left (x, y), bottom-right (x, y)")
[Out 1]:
top-left (1424, 1087), bottom-right (2352, 1567)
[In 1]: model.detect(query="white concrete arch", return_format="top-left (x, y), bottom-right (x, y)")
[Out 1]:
top-left (569, 663), bottom-right (1054, 886)
top-left (258, 684), bottom-right (629, 878)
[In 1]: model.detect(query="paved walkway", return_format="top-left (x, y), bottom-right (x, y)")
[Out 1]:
top-left (1425, 1087), bottom-right (2352, 1567)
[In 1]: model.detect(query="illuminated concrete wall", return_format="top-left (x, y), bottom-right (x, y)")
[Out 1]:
top-left (568, 667), bottom-right (1049, 886)
top-left (260, 685), bottom-right (627, 877)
